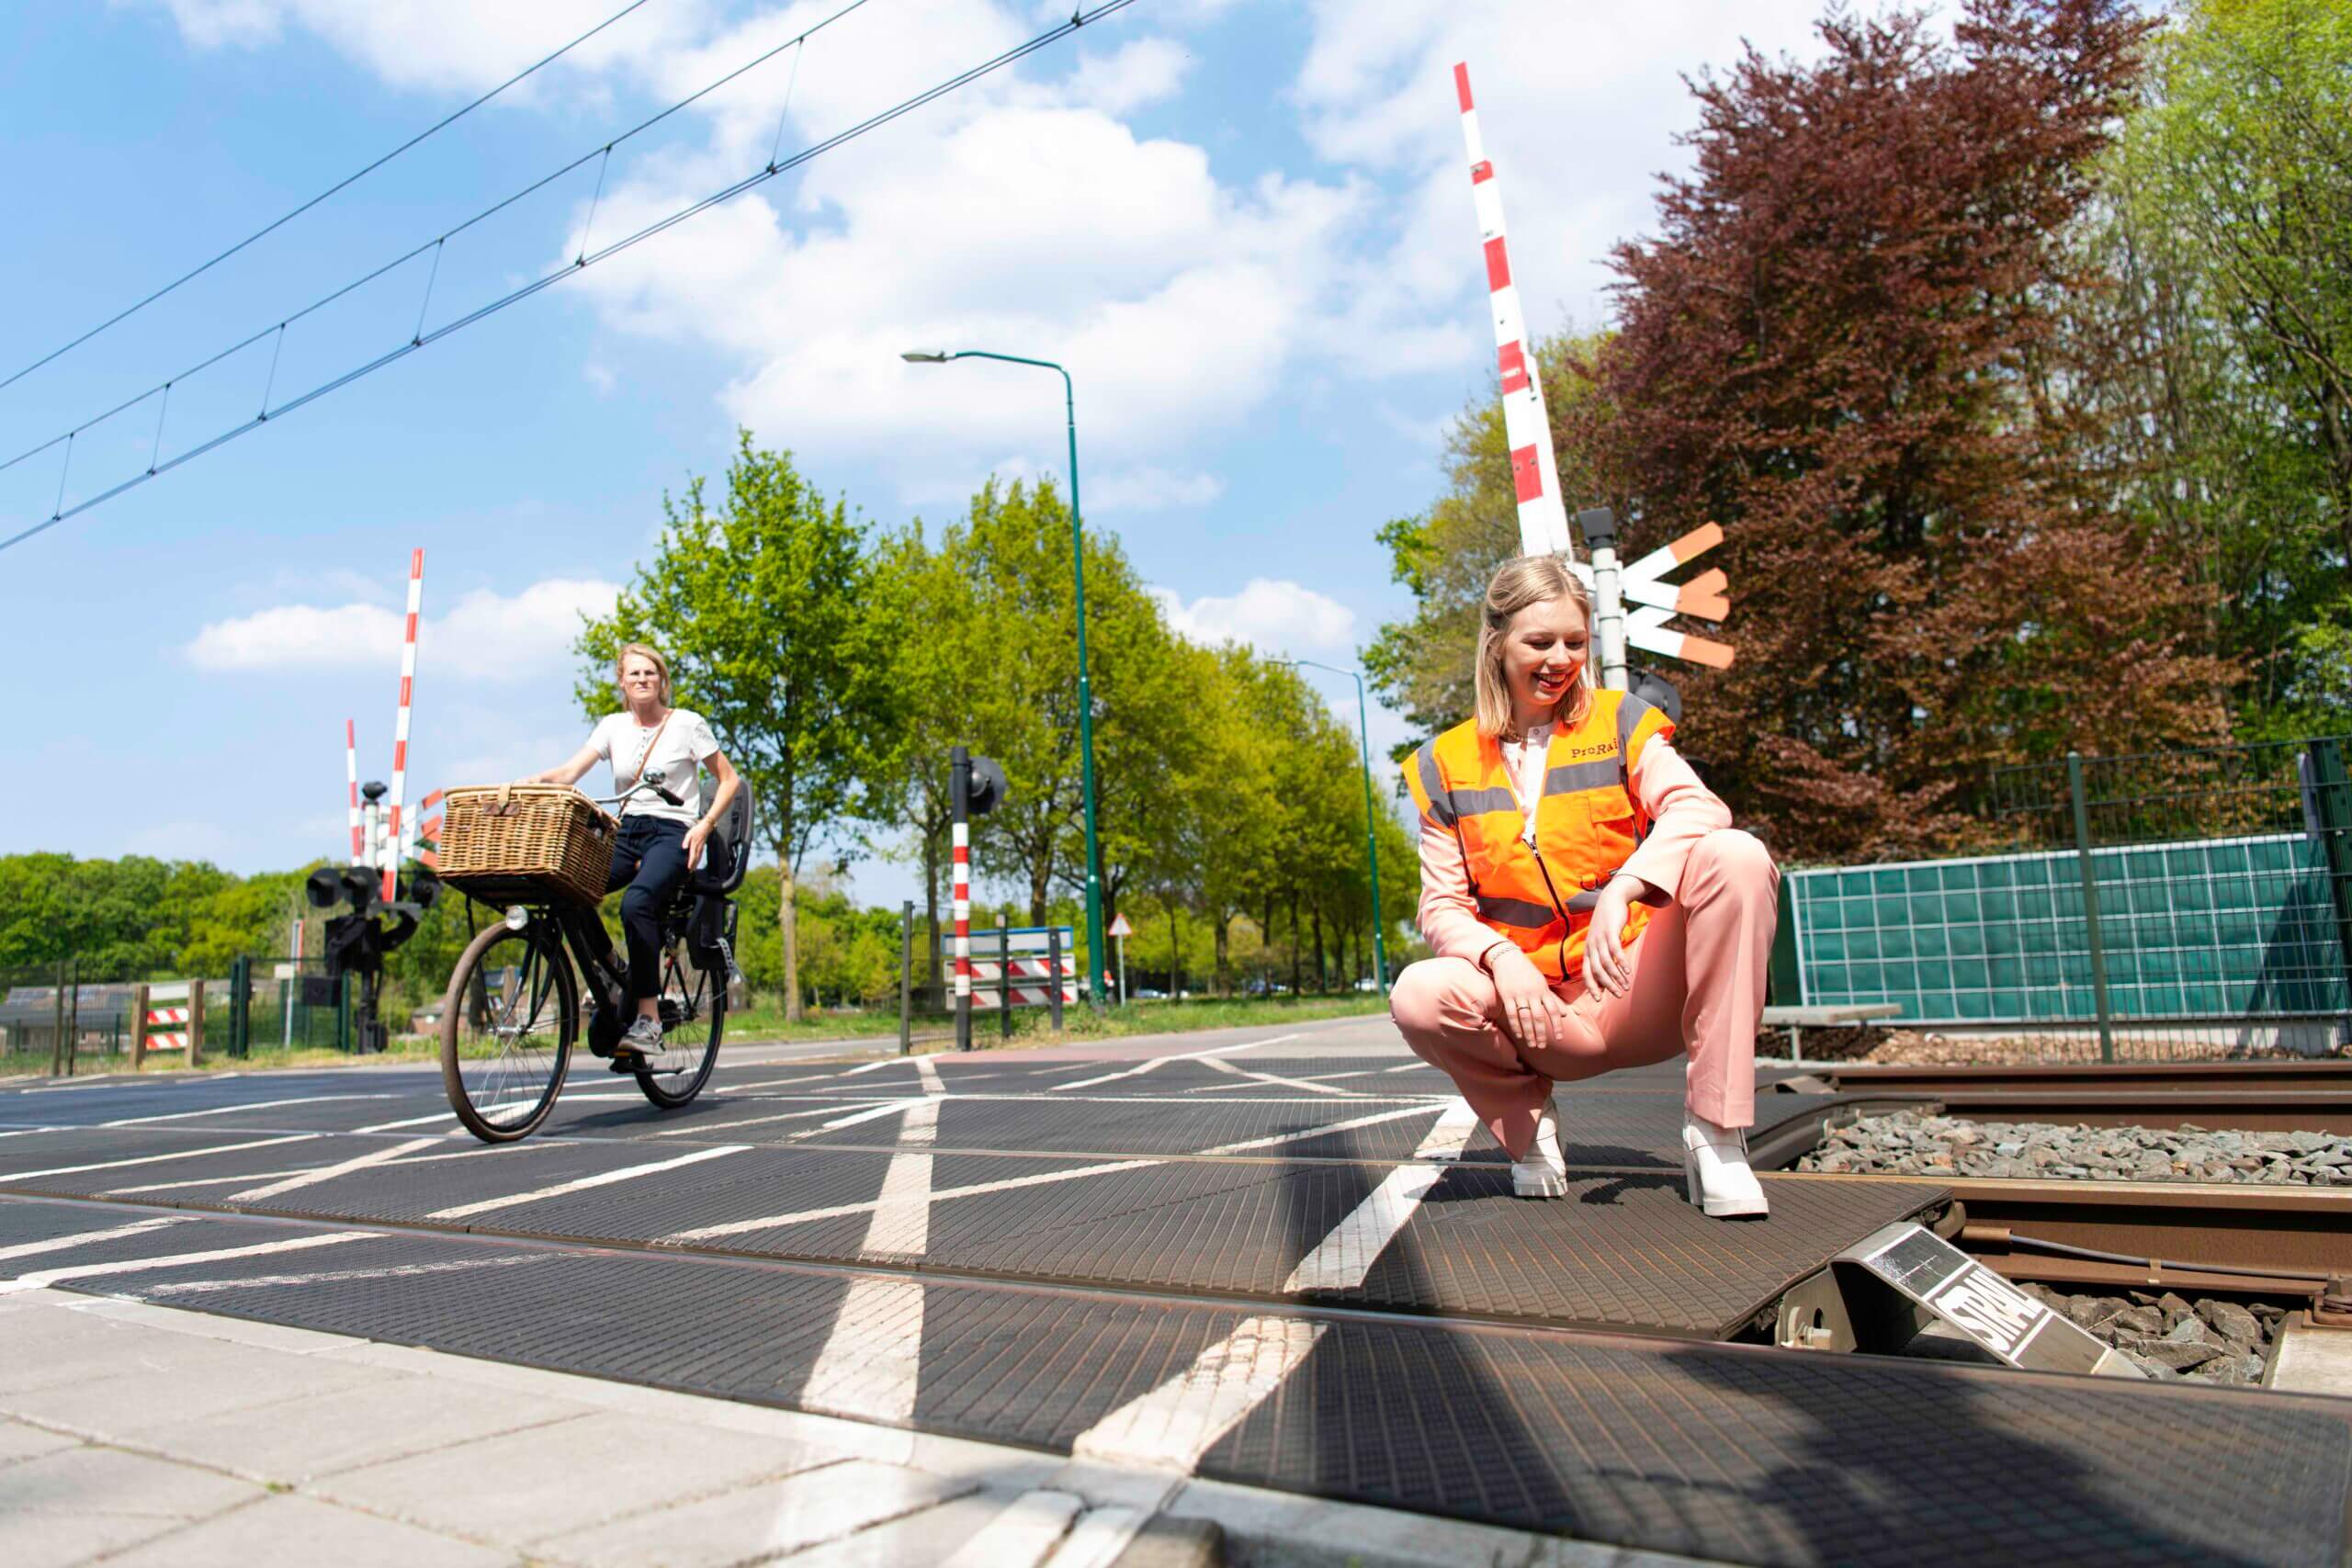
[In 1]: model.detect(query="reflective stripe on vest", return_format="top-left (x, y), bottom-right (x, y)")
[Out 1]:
top-left (1407, 689), bottom-right (1674, 981)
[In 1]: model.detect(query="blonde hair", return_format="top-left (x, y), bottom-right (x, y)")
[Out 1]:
top-left (1472, 556), bottom-right (1595, 739)
top-left (615, 642), bottom-right (672, 704)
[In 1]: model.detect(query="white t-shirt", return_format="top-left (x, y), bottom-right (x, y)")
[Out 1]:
top-left (587, 708), bottom-right (721, 826)
top-left (1500, 722), bottom-right (1552, 844)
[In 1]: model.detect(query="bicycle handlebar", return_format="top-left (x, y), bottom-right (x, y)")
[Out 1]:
top-left (589, 767), bottom-right (683, 810)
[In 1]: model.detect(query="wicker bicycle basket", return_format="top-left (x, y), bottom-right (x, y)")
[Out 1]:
top-left (437, 784), bottom-right (617, 908)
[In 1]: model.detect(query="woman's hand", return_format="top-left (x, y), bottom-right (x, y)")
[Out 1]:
top-left (1583, 875), bottom-right (1647, 998)
top-left (1488, 945), bottom-right (1574, 1048)
top-left (682, 820), bottom-right (711, 873)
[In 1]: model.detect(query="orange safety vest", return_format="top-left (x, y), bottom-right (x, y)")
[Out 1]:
top-left (1405, 689), bottom-right (1675, 982)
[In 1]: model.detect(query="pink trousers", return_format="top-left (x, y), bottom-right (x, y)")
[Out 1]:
top-left (1388, 829), bottom-right (1779, 1160)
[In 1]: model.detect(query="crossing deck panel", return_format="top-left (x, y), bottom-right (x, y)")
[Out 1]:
top-left (3, 1192), bottom-right (2342, 1568)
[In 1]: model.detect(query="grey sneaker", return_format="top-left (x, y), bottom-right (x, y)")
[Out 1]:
top-left (620, 1014), bottom-right (664, 1055)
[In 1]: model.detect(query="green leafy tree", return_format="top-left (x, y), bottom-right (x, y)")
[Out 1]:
top-left (578, 433), bottom-right (902, 1022)
top-left (2104, 0), bottom-right (2352, 737)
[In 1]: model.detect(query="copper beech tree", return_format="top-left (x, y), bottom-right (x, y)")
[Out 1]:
top-left (1593, 0), bottom-right (2234, 863)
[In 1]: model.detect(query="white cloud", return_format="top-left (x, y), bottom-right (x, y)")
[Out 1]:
top-left (140, 0), bottom-right (711, 94)
top-left (1062, 37), bottom-right (1193, 116)
top-left (186, 576), bottom-right (620, 680)
top-left (1149, 578), bottom-right (1356, 656)
top-left (1090, 466), bottom-right (1223, 513)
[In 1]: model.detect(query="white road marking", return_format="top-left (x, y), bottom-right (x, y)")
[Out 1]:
top-left (146, 1253), bottom-right (550, 1296)
top-left (795, 1100), bottom-right (922, 1138)
top-left (351, 1111), bottom-right (459, 1133)
top-left (1411, 1100), bottom-right (1483, 1162)
top-left (1280, 1103), bottom-right (1481, 1293)
top-left (0, 1216), bottom-right (198, 1262)
top-left (227, 1137), bottom-right (444, 1201)
top-left (0, 1134), bottom-right (322, 1183)
top-left (843, 1056), bottom-right (920, 1077)
top-left (1200, 1057), bottom-right (1358, 1097)
top-left (676, 1156), bottom-right (1164, 1242)
top-left (99, 1093), bottom-right (395, 1127)
top-left (1196, 1104), bottom-right (1439, 1156)
top-left (1382, 1061), bottom-right (1435, 1075)
top-left (801, 1097), bottom-right (940, 1424)
top-left (1075, 1096), bottom-right (1486, 1470)
top-left (1050, 1034), bottom-right (1302, 1093)
top-left (916, 1055), bottom-right (945, 1097)
top-left (4, 1231), bottom-right (370, 1294)
top-left (119, 1140), bottom-right (561, 1193)
top-left (712, 1073), bottom-right (831, 1093)
top-left (644, 1101), bottom-right (888, 1138)
top-left (0, 1125), bottom-right (66, 1139)
top-left (941, 1490), bottom-right (1083, 1568)
top-left (425, 1145), bottom-right (747, 1221)
top-left (1072, 1315), bottom-right (1326, 1471)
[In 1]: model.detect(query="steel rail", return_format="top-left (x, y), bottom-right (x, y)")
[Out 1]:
top-left (1779, 1170), bottom-right (2352, 1295)
top-left (1778, 1061), bottom-right (2352, 1133)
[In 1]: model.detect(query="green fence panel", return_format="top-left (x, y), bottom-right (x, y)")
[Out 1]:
top-left (1787, 831), bottom-right (2352, 1029)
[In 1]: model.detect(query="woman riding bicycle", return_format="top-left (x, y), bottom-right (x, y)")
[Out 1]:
top-left (523, 643), bottom-right (741, 1062)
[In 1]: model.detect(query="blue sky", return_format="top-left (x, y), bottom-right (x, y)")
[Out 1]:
top-left (3, 0), bottom-right (1864, 908)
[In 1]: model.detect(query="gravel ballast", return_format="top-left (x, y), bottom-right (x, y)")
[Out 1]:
top-left (2017, 1283), bottom-right (2287, 1384)
top-left (1798, 1109), bottom-right (2352, 1185)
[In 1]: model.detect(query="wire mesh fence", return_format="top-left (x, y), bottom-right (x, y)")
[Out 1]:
top-left (1778, 737), bottom-right (2352, 1060)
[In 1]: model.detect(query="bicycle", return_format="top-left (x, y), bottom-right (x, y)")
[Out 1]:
top-left (436, 769), bottom-right (755, 1143)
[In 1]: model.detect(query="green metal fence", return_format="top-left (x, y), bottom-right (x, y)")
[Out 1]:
top-left (1778, 737), bottom-right (2352, 1058)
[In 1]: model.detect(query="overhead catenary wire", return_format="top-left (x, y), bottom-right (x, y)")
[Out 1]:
top-left (0, 0), bottom-right (668, 398)
top-left (1, 0), bottom-right (1130, 556)
top-left (3, 0), bottom-right (886, 489)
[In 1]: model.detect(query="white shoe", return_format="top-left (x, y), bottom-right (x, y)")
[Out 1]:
top-left (1682, 1112), bottom-right (1769, 1218)
top-left (1511, 1097), bottom-right (1568, 1199)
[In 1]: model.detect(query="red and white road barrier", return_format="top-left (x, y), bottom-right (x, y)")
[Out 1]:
top-left (381, 548), bottom-right (424, 903)
top-left (345, 720), bottom-right (363, 862)
top-left (1454, 63), bottom-right (1573, 561)
top-left (143, 1006), bottom-right (189, 1053)
top-left (968, 954), bottom-right (1077, 1011)
top-left (951, 821), bottom-right (971, 1005)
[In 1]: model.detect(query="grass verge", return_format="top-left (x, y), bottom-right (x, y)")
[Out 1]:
top-left (2, 992), bottom-right (1392, 1079)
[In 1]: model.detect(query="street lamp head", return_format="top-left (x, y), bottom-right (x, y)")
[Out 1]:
top-left (900, 350), bottom-right (954, 363)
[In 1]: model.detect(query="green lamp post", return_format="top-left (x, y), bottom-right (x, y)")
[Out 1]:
top-left (902, 348), bottom-right (1110, 1010)
top-left (1278, 658), bottom-right (1390, 989)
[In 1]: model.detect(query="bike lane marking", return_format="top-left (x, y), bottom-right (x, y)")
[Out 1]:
top-left (424, 1144), bottom-right (748, 1221)
top-left (1071, 1100), bottom-right (1484, 1471)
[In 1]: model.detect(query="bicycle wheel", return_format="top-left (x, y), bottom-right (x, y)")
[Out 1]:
top-left (440, 918), bottom-right (576, 1142)
top-left (635, 938), bottom-right (725, 1108)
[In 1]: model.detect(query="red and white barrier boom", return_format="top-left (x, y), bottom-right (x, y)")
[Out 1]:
top-left (345, 719), bottom-right (363, 862)
top-left (382, 547), bottom-right (424, 902)
top-left (1452, 64), bottom-right (1735, 684)
top-left (1453, 63), bottom-right (1573, 562)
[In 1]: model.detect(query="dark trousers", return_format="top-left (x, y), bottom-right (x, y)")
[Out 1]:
top-left (605, 816), bottom-right (689, 1003)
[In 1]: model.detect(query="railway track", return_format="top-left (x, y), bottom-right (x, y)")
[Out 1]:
top-left (1779, 1058), bottom-right (2352, 1133)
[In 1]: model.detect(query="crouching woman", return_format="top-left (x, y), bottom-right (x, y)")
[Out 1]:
top-left (1389, 554), bottom-right (1779, 1217)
